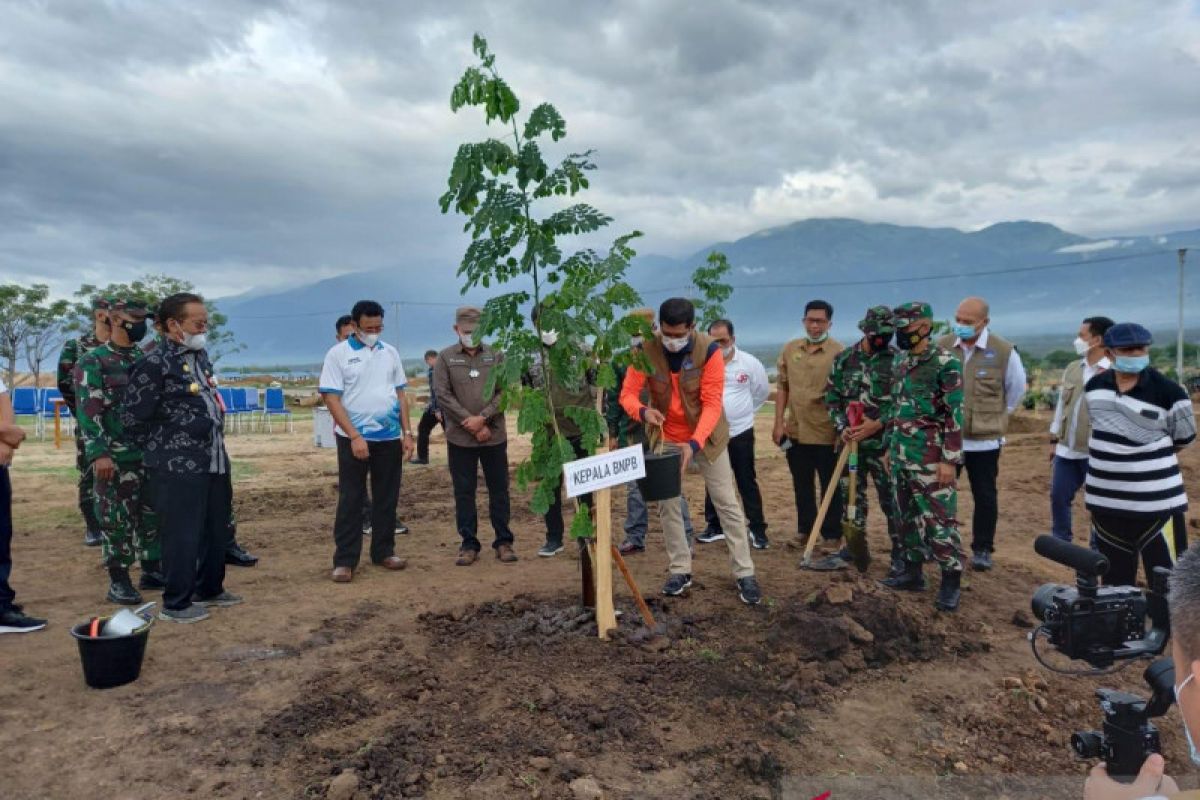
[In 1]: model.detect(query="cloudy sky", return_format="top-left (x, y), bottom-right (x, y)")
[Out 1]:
top-left (2, 0), bottom-right (1199, 301)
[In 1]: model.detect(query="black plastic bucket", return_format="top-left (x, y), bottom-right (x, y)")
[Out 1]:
top-left (637, 450), bottom-right (682, 502)
top-left (70, 621), bottom-right (150, 689)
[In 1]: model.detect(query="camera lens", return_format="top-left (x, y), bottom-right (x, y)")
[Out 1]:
top-left (1032, 584), bottom-right (1058, 622)
top-left (1071, 731), bottom-right (1104, 759)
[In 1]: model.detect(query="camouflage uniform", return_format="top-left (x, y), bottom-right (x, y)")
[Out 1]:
top-left (74, 337), bottom-right (160, 569)
top-left (57, 303), bottom-right (109, 538)
top-left (825, 306), bottom-right (900, 552)
top-left (885, 303), bottom-right (966, 573)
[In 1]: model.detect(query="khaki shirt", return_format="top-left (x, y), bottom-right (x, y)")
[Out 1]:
top-left (776, 337), bottom-right (843, 444)
top-left (433, 342), bottom-right (507, 448)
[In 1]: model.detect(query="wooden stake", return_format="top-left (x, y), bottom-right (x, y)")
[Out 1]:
top-left (594, 486), bottom-right (617, 639)
top-left (611, 545), bottom-right (656, 628)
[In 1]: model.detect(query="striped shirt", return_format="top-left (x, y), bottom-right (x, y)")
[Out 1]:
top-left (1084, 368), bottom-right (1196, 517)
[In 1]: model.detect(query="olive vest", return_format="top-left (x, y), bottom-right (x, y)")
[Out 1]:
top-left (1051, 359), bottom-right (1092, 453)
top-left (641, 332), bottom-right (730, 460)
top-left (938, 331), bottom-right (1014, 439)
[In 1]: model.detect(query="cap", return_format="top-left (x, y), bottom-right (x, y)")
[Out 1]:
top-left (91, 295), bottom-right (112, 311)
top-left (110, 298), bottom-right (151, 315)
top-left (1103, 322), bottom-right (1153, 348)
top-left (858, 305), bottom-right (896, 335)
top-left (455, 306), bottom-right (482, 328)
top-left (892, 301), bottom-right (933, 328)
top-left (627, 307), bottom-right (655, 323)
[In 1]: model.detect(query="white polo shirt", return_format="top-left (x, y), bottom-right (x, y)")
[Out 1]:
top-left (319, 336), bottom-right (407, 441)
top-left (722, 348), bottom-right (770, 438)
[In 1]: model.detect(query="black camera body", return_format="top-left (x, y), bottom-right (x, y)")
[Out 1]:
top-left (1030, 536), bottom-right (1174, 781)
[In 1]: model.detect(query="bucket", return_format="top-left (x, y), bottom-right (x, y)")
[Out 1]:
top-left (70, 619), bottom-right (150, 689)
top-left (637, 449), bottom-right (681, 502)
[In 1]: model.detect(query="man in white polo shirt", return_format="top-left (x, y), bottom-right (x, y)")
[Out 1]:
top-left (319, 300), bottom-right (414, 583)
top-left (698, 319), bottom-right (771, 549)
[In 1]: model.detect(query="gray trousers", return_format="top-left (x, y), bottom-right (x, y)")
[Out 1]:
top-left (622, 481), bottom-right (693, 547)
top-left (659, 448), bottom-right (756, 580)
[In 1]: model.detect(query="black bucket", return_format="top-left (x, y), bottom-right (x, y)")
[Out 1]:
top-left (70, 621), bottom-right (150, 689)
top-left (637, 450), bottom-right (682, 502)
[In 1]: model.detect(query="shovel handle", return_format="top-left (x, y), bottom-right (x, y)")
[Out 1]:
top-left (802, 443), bottom-right (853, 562)
top-left (846, 441), bottom-right (859, 522)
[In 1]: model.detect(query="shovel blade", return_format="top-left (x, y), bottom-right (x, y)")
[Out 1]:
top-left (842, 520), bottom-right (871, 573)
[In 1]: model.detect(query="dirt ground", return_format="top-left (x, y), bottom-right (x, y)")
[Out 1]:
top-left (2, 409), bottom-right (1198, 800)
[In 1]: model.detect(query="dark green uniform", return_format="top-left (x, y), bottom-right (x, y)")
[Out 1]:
top-left (74, 343), bottom-right (160, 569)
top-left (885, 305), bottom-right (965, 573)
top-left (58, 331), bottom-right (106, 537)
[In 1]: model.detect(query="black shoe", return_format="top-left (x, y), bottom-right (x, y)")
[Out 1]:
top-left (808, 549), bottom-right (851, 571)
top-left (935, 570), bottom-right (963, 612)
top-left (225, 543), bottom-right (259, 567)
top-left (662, 573), bottom-right (692, 596)
top-left (537, 541), bottom-right (564, 558)
top-left (0, 605), bottom-right (47, 634)
top-left (84, 530), bottom-right (103, 547)
top-left (881, 560), bottom-right (926, 592)
top-left (395, 522), bottom-right (410, 535)
top-left (887, 543), bottom-right (906, 580)
top-left (737, 576), bottom-right (762, 606)
top-left (106, 565), bottom-right (143, 605)
top-left (138, 561), bottom-right (167, 590)
top-left (407, 458), bottom-right (429, 465)
top-left (696, 529), bottom-right (725, 544)
top-left (971, 551), bottom-right (993, 572)
top-left (750, 531), bottom-right (769, 550)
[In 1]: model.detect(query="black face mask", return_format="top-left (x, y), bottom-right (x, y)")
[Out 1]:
top-left (895, 327), bottom-right (928, 351)
top-left (868, 333), bottom-right (892, 351)
top-left (122, 319), bottom-right (148, 342)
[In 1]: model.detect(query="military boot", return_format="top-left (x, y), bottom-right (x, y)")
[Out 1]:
top-left (881, 559), bottom-right (926, 592)
top-left (138, 561), bottom-right (167, 591)
top-left (935, 570), bottom-right (962, 612)
top-left (106, 564), bottom-right (143, 605)
top-left (887, 542), bottom-right (905, 580)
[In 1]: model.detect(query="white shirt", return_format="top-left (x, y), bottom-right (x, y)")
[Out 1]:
top-left (1050, 355), bottom-right (1110, 459)
top-left (721, 347), bottom-right (770, 438)
top-left (952, 327), bottom-right (1027, 452)
top-left (318, 336), bottom-right (407, 441)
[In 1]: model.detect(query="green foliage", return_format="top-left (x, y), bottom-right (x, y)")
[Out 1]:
top-left (442, 34), bottom-right (646, 539)
top-left (0, 283), bottom-right (68, 386)
top-left (1042, 349), bottom-right (1077, 370)
top-left (692, 251), bottom-right (733, 328)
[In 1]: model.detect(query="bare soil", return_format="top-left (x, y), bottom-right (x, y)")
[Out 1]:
top-left (2, 411), bottom-right (1198, 799)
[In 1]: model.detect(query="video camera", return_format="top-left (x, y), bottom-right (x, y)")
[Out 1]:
top-left (1030, 535), bottom-right (1174, 780)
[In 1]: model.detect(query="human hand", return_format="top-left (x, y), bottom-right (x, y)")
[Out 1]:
top-left (463, 415), bottom-right (487, 434)
top-left (1048, 444), bottom-right (1058, 463)
top-left (350, 436), bottom-right (370, 461)
top-left (850, 418), bottom-right (883, 442)
top-left (772, 420), bottom-right (786, 446)
top-left (402, 436), bottom-right (415, 459)
top-left (679, 446), bottom-right (693, 475)
top-left (643, 408), bottom-right (665, 427)
top-left (434, 411), bottom-right (443, 424)
top-left (936, 462), bottom-right (955, 487)
top-left (475, 426), bottom-right (493, 444)
top-left (607, 437), bottom-right (618, 451)
top-left (0, 424), bottom-right (26, 448)
top-left (0, 443), bottom-right (12, 466)
top-left (1084, 753), bottom-right (1177, 800)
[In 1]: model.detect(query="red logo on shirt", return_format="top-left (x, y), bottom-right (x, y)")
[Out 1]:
top-left (736, 373), bottom-right (749, 384)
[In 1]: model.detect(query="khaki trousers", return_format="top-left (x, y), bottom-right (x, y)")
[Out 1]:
top-left (659, 447), bottom-right (755, 579)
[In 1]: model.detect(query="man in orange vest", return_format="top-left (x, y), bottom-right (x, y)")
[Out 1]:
top-left (619, 298), bottom-right (761, 605)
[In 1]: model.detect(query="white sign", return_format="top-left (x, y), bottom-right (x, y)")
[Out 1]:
top-left (563, 445), bottom-right (646, 498)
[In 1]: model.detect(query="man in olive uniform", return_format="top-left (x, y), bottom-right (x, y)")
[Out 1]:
top-left (58, 295), bottom-right (111, 547)
top-left (74, 298), bottom-right (163, 604)
top-left (882, 302), bottom-right (966, 612)
top-left (822, 305), bottom-right (902, 575)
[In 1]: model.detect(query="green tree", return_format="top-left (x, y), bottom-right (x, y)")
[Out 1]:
top-left (440, 34), bottom-right (647, 538)
top-left (70, 274), bottom-right (242, 362)
top-left (1042, 349), bottom-right (1076, 370)
top-left (0, 284), bottom-right (65, 387)
top-left (691, 251), bottom-right (733, 328)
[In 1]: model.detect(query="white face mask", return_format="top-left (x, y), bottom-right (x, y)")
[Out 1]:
top-left (181, 331), bottom-right (207, 351)
top-left (630, 336), bottom-right (644, 348)
top-left (540, 329), bottom-right (559, 347)
top-left (1073, 336), bottom-right (1091, 357)
top-left (358, 332), bottom-right (380, 348)
top-left (721, 345), bottom-right (735, 360)
top-left (459, 333), bottom-right (477, 348)
top-left (663, 335), bottom-right (690, 353)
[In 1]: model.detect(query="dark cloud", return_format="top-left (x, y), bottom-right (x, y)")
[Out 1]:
top-left (0, 0), bottom-right (1197, 299)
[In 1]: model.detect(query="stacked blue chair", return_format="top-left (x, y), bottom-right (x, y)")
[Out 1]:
top-left (240, 388), bottom-right (263, 431)
top-left (11, 387), bottom-right (40, 435)
top-left (263, 387), bottom-right (293, 433)
top-left (217, 387), bottom-right (242, 433)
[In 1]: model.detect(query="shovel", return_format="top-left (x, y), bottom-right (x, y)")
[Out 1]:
top-left (841, 402), bottom-right (871, 573)
top-left (800, 443), bottom-right (853, 569)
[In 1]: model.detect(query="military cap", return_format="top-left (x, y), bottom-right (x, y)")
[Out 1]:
top-left (892, 301), bottom-right (933, 328)
top-left (455, 306), bottom-right (482, 328)
top-left (110, 298), bottom-right (151, 315)
top-left (91, 295), bottom-right (112, 311)
top-left (1103, 322), bottom-right (1153, 349)
top-left (858, 305), bottom-right (896, 335)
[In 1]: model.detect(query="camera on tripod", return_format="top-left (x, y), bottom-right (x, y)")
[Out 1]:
top-left (1030, 535), bottom-right (1174, 780)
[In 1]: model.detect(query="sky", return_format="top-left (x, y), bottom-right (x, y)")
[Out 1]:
top-left (2, 0), bottom-right (1199, 302)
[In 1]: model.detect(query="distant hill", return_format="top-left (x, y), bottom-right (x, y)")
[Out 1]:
top-left (216, 218), bottom-right (1200, 366)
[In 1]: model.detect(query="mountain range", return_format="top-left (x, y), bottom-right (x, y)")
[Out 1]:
top-left (215, 218), bottom-right (1200, 368)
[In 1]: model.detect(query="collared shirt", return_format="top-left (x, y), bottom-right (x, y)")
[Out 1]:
top-left (432, 342), bottom-right (507, 448)
top-left (776, 336), bottom-right (843, 444)
top-left (319, 336), bottom-right (407, 441)
top-left (721, 347), bottom-right (769, 438)
top-left (950, 327), bottom-right (1027, 451)
top-left (1051, 355), bottom-right (1111, 459)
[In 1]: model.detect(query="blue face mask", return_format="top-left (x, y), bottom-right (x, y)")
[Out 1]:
top-left (1175, 673), bottom-right (1200, 765)
top-left (952, 323), bottom-right (978, 341)
top-left (1113, 354), bottom-right (1150, 374)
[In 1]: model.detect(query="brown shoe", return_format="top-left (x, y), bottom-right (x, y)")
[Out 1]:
top-left (496, 543), bottom-right (518, 563)
top-left (455, 548), bottom-right (478, 567)
top-left (331, 566), bottom-right (353, 583)
top-left (378, 555), bottom-right (407, 571)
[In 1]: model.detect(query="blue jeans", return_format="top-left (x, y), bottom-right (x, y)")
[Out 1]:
top-left (1050, 456), bottom-right (1089, 542)
top-left (623, 481), bottom-right (693, 547)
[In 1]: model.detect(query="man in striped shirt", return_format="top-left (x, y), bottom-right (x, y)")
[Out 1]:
top-left (1084, 322), bottom-right (1195, 587)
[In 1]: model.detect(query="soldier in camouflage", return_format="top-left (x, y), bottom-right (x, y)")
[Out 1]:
top-left (74, 298), bottom-right (163, 605)
top-left (881, 301), bottom-right (966, 612)
top-left (57, 295), bottom-right (112, 548)
top-left (822, 305), bottom-right (902, 576)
